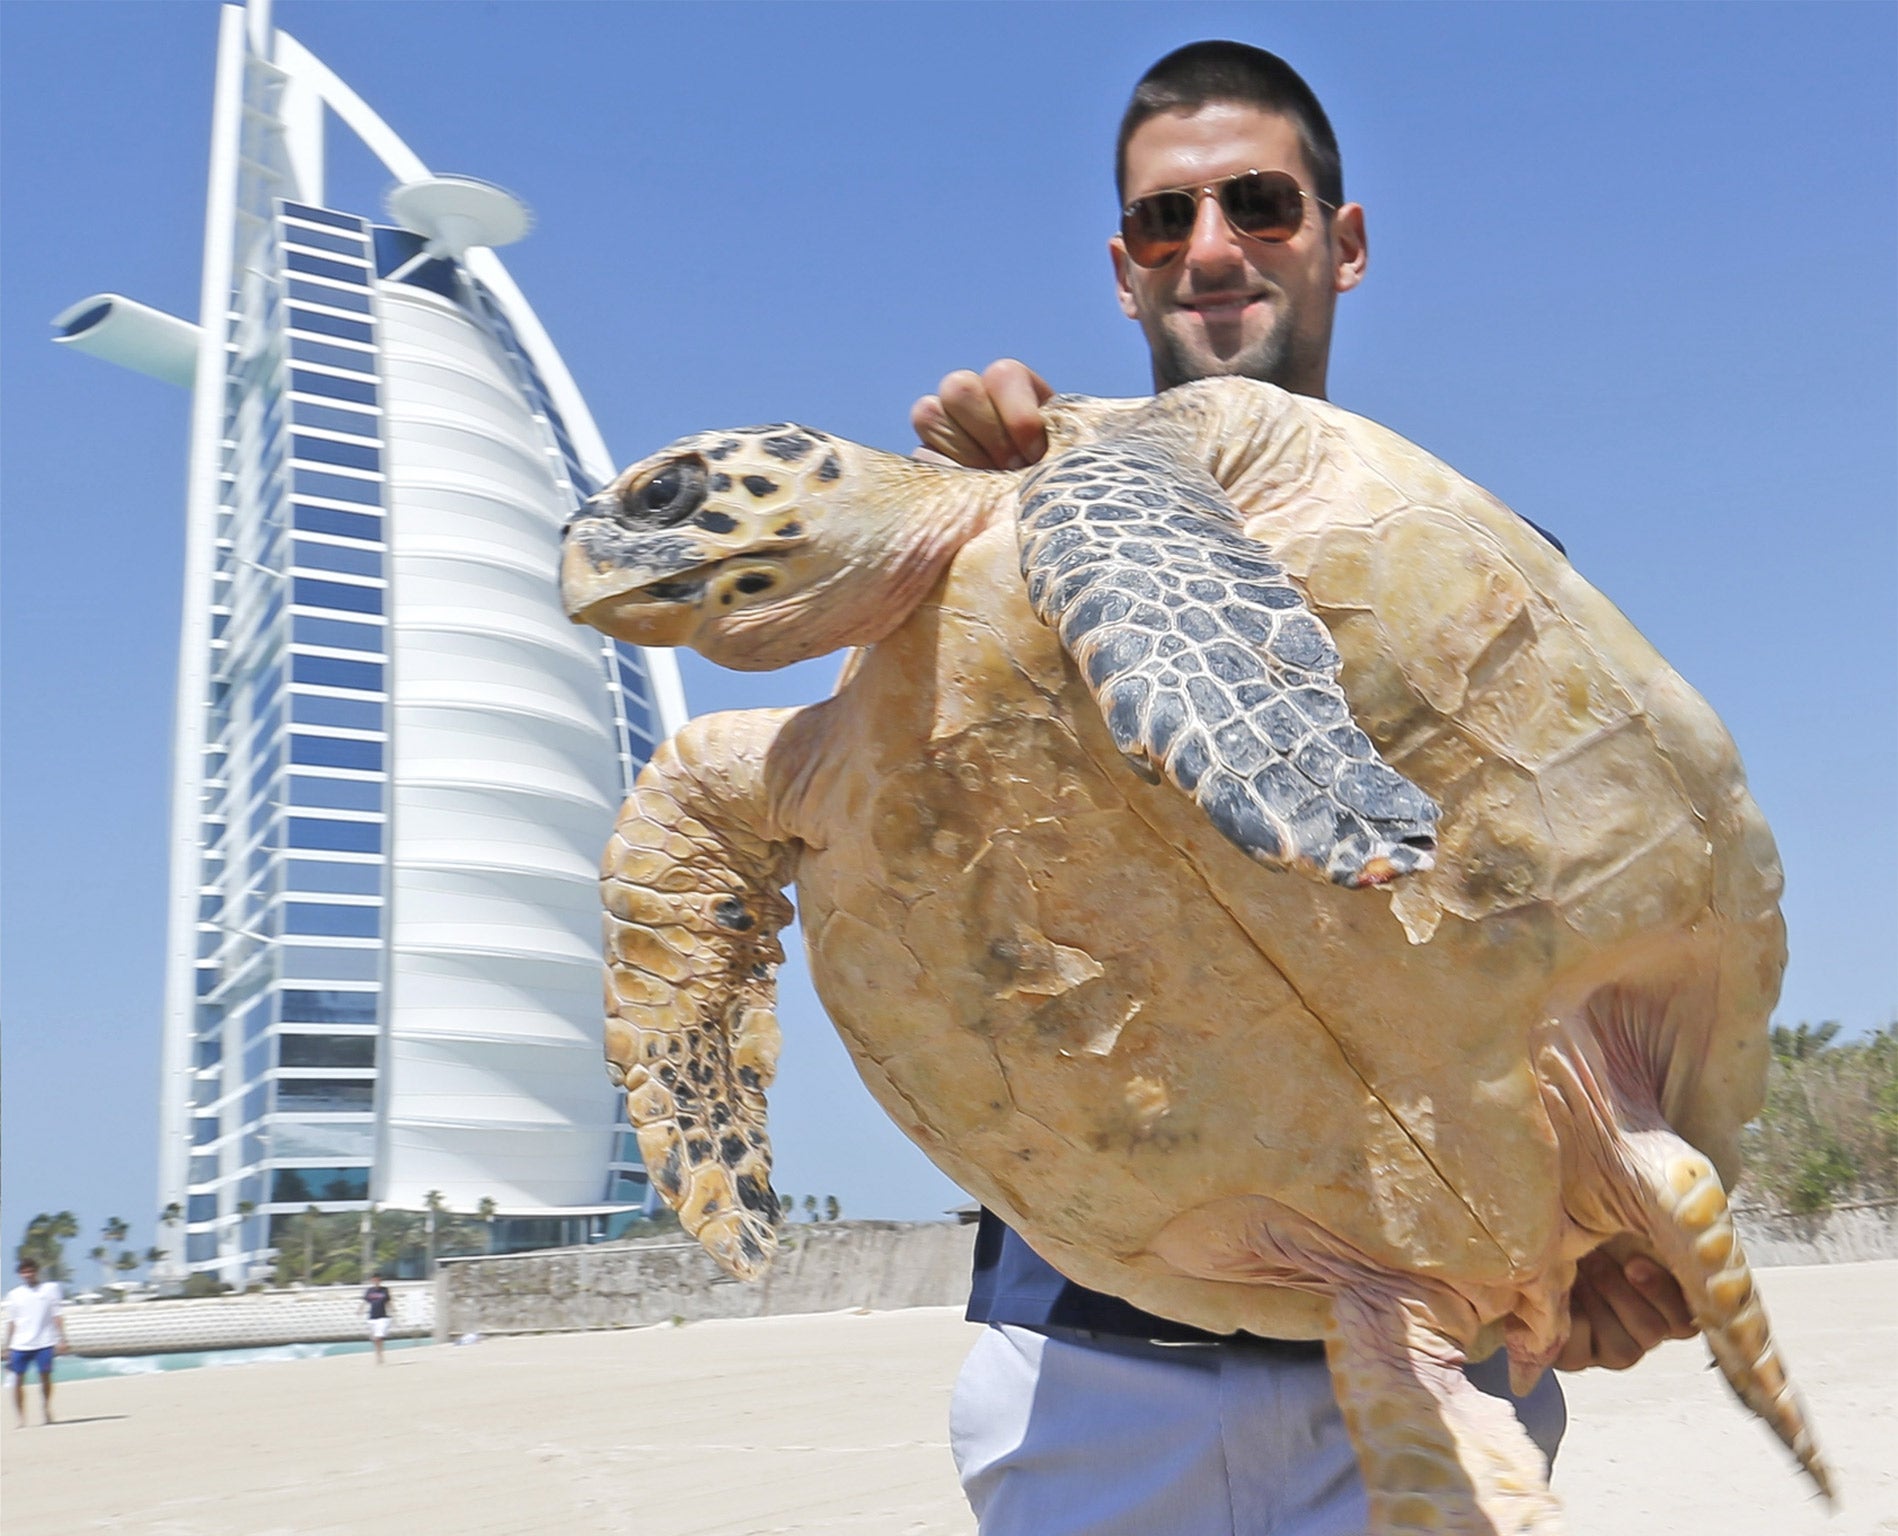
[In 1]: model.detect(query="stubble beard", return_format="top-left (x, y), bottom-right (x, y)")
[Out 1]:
top-left (1148, 300), bottom-right (1319, 397)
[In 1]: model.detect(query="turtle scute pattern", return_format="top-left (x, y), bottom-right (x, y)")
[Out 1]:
top-left (1018, 429), bottom-right (1439, 886)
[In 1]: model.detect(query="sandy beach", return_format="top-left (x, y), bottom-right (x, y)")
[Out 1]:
top-left (4, 1261), bottom-right (1891, 1535)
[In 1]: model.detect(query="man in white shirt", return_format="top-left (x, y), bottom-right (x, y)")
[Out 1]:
top-left (5, 1257), bottom-right (70, 1426)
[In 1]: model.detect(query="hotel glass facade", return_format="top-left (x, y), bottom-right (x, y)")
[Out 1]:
top-left (59, 5), bottom-right (684, 1282)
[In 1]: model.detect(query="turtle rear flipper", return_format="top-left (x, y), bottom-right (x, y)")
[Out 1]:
top-left (1017, 437), bottom-right (1438, 888)
top-left (603, 710), bottom-right (800, 1280)
top-left (1326, 1283), bottom-right (1566, 1535)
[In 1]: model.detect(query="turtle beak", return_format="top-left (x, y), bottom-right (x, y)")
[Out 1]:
top-left (558, 500), bottom-right (718, 636)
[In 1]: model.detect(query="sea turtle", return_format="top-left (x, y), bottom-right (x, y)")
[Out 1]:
top-left (559, 377), bottom-right (1827, 1534)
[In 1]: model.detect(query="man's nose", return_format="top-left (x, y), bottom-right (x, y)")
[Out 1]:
top-left (1181, 189), bottom-right (1246, 270)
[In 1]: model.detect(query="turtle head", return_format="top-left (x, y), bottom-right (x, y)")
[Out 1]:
top-left (561, 424), bottom-right (998, 670)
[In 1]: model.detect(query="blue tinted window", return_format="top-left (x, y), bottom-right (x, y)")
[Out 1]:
top-left (291, 369), bottom-right (377, 406)
top-left (293, 576), bottom-right (381, 614)
top-left (285, 902), bottom-right (380, 939)
top-left (290, 735), bottom-right (382, 772)
top-left (277, 1081), bottom-right (376, 1113)
top-left (271, 1165), bottom-right (370, 1202)
top-left (293, 468), bottom-right (381, 506)
top-left (245, 1034), bottom-right (270, 1081)
top-left (189, 1155), bottom-right (219, 1183)
top-left (289, 336), bottom-right (373, 371)
top-left (293, 615), bottom-right (382, 652)
top-left (292, 401), bottom-right (377, 436)
top-left (281, 944), bottom-right (381, 981)
top-left (187, 1193), bottom-right (219, 1224)
top-left (287, 278), bottom-right (372, 315)
top-left (280, 1033), bottom-right (376, 1069)
top-left (289, 776), bottom-right (381, 812)
top-left (290, 694), bottom-right (382, 731)
top-left (281, 202), bottom-right (364, 233)
top-left (285, 249), bottom-right (368, 283)
top-left (280, 988), bottom-right (378, 1024)
top-left (284, 225), bottom-right (367, 259)
top-left (292, 540), bottom-right (381, 578)
top-left (293, 434), bottom-right (380, 471)
top-left (244, 1083), bottom-right (269, 1123)
top-left (372, 224), bottom-right (427, 276)
top-left (193, 1116), bottom-right (219, 1146)
top-left (284, 859), bottom-right (381, 895)
top-left (287, 817), bottom-right (381, 853)
top-left (293, 504), bottom-right (381, 542)
top-left (197, 966), bottom-right (217, 997)
top-left (290, 308), bottom-right (374, 344)
top-left (186, 1231), bottom-right (219, 1263)
top-left (291, 654), bottom-right (382, 691)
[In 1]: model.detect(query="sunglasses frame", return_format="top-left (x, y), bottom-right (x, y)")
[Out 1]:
top-left (1119, 168), bottom-right (1337, 270)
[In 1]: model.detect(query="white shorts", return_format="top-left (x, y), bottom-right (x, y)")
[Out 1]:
top-left (369, 1317), bottom-right (391, 1340)
top-left (951, 1323), bottom-right (1565, 1536)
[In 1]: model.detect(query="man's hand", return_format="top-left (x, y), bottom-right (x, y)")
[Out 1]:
top-left (1556, 1251), bottom-right (1697, 1371)
top-left (911, 359), bottom-right (1054, 470)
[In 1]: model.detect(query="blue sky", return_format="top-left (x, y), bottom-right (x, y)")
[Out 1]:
top-left (3, 1), bottom-right (1893, 1260)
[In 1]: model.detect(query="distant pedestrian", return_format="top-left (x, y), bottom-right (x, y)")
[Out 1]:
top-left (5, 1258), bottom-right (69, 1426)
top-left (362, 1272), bottom-right (394, 1364)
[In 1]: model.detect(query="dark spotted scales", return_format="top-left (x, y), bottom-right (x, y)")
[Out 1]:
top-left (1018, 434), bottom-right (1439, 886)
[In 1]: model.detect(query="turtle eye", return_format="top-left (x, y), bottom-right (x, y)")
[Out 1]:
top-left (628, 459), bottom-right (707, 525)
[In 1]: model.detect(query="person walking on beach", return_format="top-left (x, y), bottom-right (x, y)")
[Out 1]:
top-left (362, 1273), bottom-right (394, 1364)
top-left (912, 39), bottom-right (1699, 1535)
top-left (6, 1257), bottom-right (70, 1426)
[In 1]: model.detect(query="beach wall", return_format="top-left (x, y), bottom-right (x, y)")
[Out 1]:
top-left (1734, 1200), bottom-right (1898, 1266)
top-left (63, 1281), bottom-right (433, 1357)
top-left (435, 1220), bottom-right (977, 1340)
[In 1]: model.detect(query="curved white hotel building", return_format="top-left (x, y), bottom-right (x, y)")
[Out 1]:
top-left (54, 2), bottom-right (683, 1283)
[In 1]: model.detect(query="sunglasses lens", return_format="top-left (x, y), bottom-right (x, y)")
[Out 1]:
top-left (1121, 190), bottom-right (1197, 268)
top-left (1222, 172), bottom-right (1306, 242)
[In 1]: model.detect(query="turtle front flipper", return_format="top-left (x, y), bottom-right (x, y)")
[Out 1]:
top-left (1017, 437), bottom-right (1438, 888)
top-left (1327, 1285), bottom-right (1566, 1536)
top-left (602, 708), bottom-right (800, 1281)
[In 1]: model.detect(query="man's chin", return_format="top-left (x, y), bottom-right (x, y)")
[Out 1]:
top-left (1151, 320), bottom-right (1292, 392)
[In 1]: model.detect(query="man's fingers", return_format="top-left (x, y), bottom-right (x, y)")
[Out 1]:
top-left (911, 390), bottom-right (1003, 470)
top-left (1624, 1257), bottom-right (1698, 1339)
top-left (982, 359), bottom-right (1054, 466)
top-left (1571, 1261), bottom-right (1646, 1370)
top-left (912, 360), bottom-right (1057, 470)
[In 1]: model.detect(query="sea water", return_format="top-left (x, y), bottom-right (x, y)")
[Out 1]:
top-left (60, 1336), bottom-right (432, 1381)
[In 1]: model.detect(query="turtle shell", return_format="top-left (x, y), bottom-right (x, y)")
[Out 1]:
top-left (781, 390), bottom-right (1780, 1339)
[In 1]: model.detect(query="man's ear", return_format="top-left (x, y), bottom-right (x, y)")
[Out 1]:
top-left (1332, 203), bottom-right (1368, 294)
top-left (1108, 235), bottom-right (1141, 319)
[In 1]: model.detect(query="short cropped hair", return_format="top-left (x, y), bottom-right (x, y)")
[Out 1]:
top-left (1115, 41), bottom-right (1344, 209)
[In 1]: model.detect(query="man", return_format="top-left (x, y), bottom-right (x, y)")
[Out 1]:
top-left (5, 1257), bottom-right (69, 1427)
top-left (912, 41), bottom-right (1699, 1535)
top-left (362, 1271), bottom-right (394, 1364)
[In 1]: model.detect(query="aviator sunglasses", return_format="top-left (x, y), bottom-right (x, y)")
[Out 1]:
top-left (1120, 169), bottom-right (1335, 269)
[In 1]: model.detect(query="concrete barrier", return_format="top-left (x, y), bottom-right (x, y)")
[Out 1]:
top-left (1734, 1199), bottom-right (1898, 1266)
top-left (434, 1220), bottom-right (977, 1341)
top-left (63, 1281), bottom-right (433, 1357)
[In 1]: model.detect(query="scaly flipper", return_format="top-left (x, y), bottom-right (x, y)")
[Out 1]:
top-left (601, 708), bottom-right (800, 1280)
top-left (1539, 1015), bottom-right (1833, 1501)
top-left (1017, 429), bottom-right (1439, 888)
top-left (1327, 1284), bottom-right (1565, 1535)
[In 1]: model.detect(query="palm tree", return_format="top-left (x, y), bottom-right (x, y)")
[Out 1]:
top-left (113, 1251), bottom-right (139, 1289)
top-left (142, 1245), bottom-right (168, 1281)
top-left (102, 1216), bottom-right (130, 1247)
top-left (89, 1244), bottom-right (110, 1290)
top-left (824, 1195), bottom-right (841, 1223)
top-left (303, 1204), bottom-right (322, 1283)
top-left (477, 1197), bottom-right (498, 1255)
top-left (423, 1190), bottom-right (446, 1277)
top-left (1771, 1020), bottom-right (1843, 1063)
